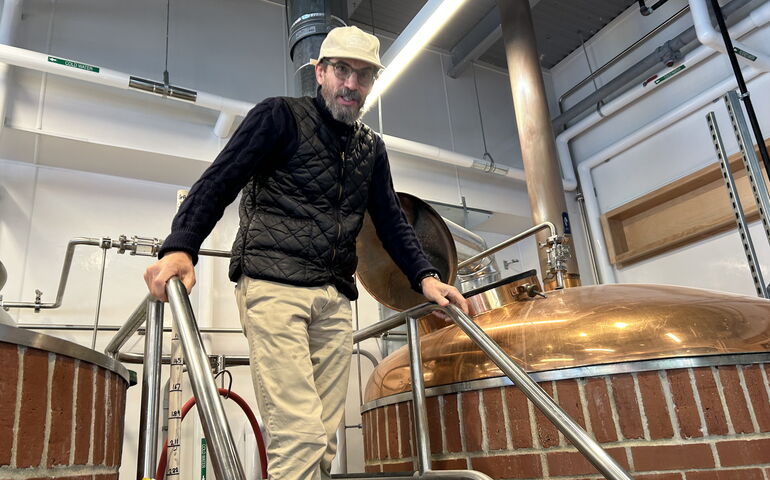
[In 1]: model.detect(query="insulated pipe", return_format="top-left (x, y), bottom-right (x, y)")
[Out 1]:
top-left (0, 44), bottom-right (252, 136)
top-left (497, 0), bottom-right (581, 288)
top-left (690, 0), bottom-right (770, 70)
top-left (287, 0), bottom-right (347, 97)
top-left (563, 2), bottom-right (770, 284)
top-left (556, 0), bottom-right (770, 192)
top-left (553, 0), bottom-right (753, 131)
top-left (556, 7), bottom-right (770, 190)
top-left (578, 66), bottom-right (762, 284)
top-left (383, 134), bottom-right (529, 182)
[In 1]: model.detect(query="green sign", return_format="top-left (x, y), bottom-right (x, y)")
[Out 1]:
top-left (201, 438), bottom-right (207, 480)
top-left (654, 64), bottom-right (686, 85)
top-left (734, 47), bottom-right (758, 62)
top-left (47, 56), bottom-right (100, 73)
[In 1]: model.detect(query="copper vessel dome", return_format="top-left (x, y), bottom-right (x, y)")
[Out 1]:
top-left (365, 283), bottom-right (770, 402)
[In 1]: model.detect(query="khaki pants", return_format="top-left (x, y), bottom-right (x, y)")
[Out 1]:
top-left (235, 276), bottom-right (353, 480)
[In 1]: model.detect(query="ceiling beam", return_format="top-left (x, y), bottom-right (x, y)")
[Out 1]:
top-left (445, 0), bottom-right (542, 78)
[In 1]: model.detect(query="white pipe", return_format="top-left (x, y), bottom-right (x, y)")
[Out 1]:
top-left (0, 41), bottom-right (547, 182)
top-left (382, 134), bottom-right (528, 182)
top-left (0, 0), bottom-right (24, 134)
top-left (0, 43), bottom-right (253, 136)
top-left (578, 66), bottom-right (762, 284)
top-left (690, 0), bottom-right (770, 71)
top-left (555, 0), bottom-right (770, 191)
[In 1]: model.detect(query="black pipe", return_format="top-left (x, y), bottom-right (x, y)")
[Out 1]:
top-left (286, 0), bottom-right (347, 97)
top-left (709, 0), bottom-right (770, 175)
top-left (639, 0), bottom-right (672, 16)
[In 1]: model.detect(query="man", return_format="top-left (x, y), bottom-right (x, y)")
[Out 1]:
top-left (144, 25), bottom-right (468, 479)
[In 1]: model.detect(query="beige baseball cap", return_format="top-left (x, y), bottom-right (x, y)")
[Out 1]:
top-left (311, 26), bottom-right (385, 70)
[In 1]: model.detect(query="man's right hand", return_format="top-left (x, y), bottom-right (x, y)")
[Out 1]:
top-left (143, 251), bottom-right (196, 302)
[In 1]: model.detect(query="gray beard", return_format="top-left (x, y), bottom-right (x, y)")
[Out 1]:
top-left (321, 85), bottom-right (363, 125)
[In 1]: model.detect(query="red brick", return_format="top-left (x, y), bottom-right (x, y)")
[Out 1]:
top-left (376, 407), bottom-right (387, 460)
top-left (95, 475), bottom-right (118, 480)
top-left (716, 438), bottom-right (770, 467)
top-left (547, 447), bottom-right (628, 476)
top-left (632, 443), bottom-right (714, 471)
top-left (716, 366), bottom-right (754, 434)
top-left (471, 453), bottom-right (541, 479)
top-left (584, 377), bottom-right (618, 443)
top-left (692, 367), bottom-right (728, 435)
top-left (685, 468), bottom-right (764, 480)
top-left (556, 378), bottom-right (586, 436)
top-left (667, 369), bottom-right (703, 439)
top-left (504, 386), bottom-right (532, 448)
top-left (364, 464), bottom-right (381, 473)
top-left (386, 405), bottom-right (399, 459)
top-left (433, 458), bottom-right (467, 470)
top-left (461, 391), bottom-right (482, 452)
top-left (381, 460), bottom-right (414, 472)
top-left (637, 371), bottom-right (674, 439)
top-left (426, 396), bottom-right (442, 454)
top-left (635, 474), bottom-right (683, 480)
top-left (106, 375), bottom-right (121, 467)
top-left (397, 402), bottom-right (413, 459)
top-left (47, 356), bottom-right (75, 467)
top-left (611, 374), bottom-right (644, 439)
top-left (363, 410), bottom-right (374, 461)
top-left (113, 379), bottom-right (126, 467)
top-left (17, 349), bottom-right (49, 468)
top-left (483, 388), bottom-right (506, 451)
top-left (92, 368), bottom-right (107, 464)
top-left (443, 395), bottom-right (462, 453)
top-left (0, 343), bottom-right (18, 466)
top-left (534, 382), bottom-right (559, 448)
top-left (741, 364), bottom-right (770, 432)
top-left (74, 363), bottom-right (95, 464)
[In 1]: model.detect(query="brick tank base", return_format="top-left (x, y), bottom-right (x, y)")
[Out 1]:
top-left (363, 364), bottom-right (770, 479)
top-left (0, 342), bottom-right (127, 480)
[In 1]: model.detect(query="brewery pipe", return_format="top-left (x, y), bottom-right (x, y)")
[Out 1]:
top-left (497, 0), bottom-right (580, 289)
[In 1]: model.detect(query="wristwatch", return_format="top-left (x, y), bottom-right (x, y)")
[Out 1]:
top-left (418, 271), bottom-right (441, 289)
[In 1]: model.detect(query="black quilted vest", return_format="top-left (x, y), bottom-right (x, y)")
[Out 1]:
top-left (229, 96), bottom-right (377, 299)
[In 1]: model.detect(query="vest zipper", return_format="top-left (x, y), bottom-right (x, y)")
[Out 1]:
top-left (330, 133), bottom-right (353, 266)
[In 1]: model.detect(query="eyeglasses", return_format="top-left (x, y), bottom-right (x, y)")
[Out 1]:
top-left (325, 60), bottom-right (379, 88)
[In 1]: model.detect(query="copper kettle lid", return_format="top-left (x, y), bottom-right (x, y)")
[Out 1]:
top-left (356, 192), bottom-right (458, 311)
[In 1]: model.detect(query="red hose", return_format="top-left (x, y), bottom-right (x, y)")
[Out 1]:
top-left (156, 388), bottom-right (268, 479)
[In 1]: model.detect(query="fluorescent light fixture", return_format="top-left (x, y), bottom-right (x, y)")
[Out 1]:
top-left (363, 0), bottom-right (468, 112)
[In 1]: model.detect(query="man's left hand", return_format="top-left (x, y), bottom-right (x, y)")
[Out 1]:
top-left (420, 277), bottom-right (469, 315)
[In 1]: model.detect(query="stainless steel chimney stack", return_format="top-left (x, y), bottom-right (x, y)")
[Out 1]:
top-left (497, 0), bottom-right (581, 289)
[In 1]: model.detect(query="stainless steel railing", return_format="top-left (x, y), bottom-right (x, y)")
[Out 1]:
top-left (106, 280), bottom-right (246, 480)
top-left (353, 302), bottom-right (634, 480)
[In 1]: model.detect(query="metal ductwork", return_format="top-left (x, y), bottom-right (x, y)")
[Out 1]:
top-left (497, 0), bottom-right (580, 290)
top-left (287, 0), bottom-right (348, 97)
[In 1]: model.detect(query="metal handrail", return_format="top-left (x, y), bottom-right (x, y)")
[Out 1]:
top-left (457, 221), bottom-right (556, 269)
top-left (136, 298), bottom-right (164, 480)
top-left (105, 294), bottom-right (152, 358)
top-left (166, 277), bottom-right (246, 480)
top-left (354, 302), bottom-right (634, 480)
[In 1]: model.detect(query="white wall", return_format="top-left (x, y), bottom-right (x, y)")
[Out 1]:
top-left (0, 0), bottom-right (563, 478)
top-left (549, 0), bottom-right (770, 295)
